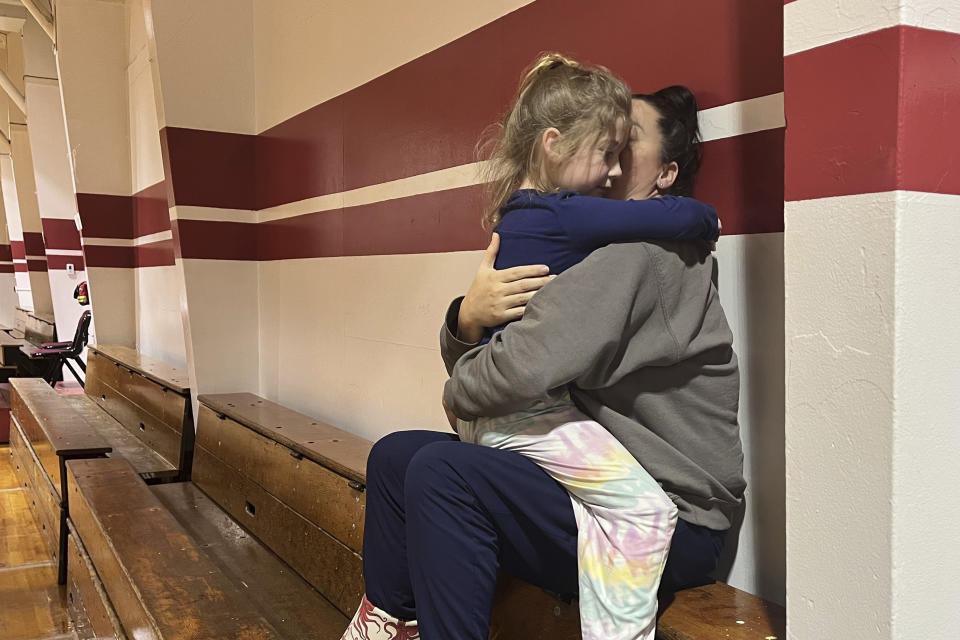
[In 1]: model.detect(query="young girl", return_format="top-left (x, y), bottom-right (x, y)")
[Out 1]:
top-left (454, 54), bottom-right (718, 640)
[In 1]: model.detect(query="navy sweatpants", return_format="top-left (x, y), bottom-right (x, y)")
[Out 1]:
top-left (362, 430), bottom-right (726, 640)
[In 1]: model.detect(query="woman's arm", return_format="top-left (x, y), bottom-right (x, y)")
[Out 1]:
top-left (557, 195), bottom-right (719, 251)
top-left (456, 234), bottom-right (554, 342)
top-left (443, 243), bottom-right (675, 420)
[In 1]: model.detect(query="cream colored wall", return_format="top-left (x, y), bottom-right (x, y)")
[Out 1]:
top-left (252, 0), bottom-right (534, 131)
top-left (0, 273), bottom-right (16, 326)
top-left (0, 195), bottom-right (14, 327)
top-left (892, 191), bottom-right (960, 637)
top-left (9, 122), bottom-right (51, 314)
top-left (786, 193), bottom-right (896, 637)
top-left (85, 266), bottom-right (135, 347)
top-left (56, 0), bottom-right (131, 196)
top-left (134, 265), bottom-right (187, 369)
top-left (147, 0), bottom-right (255, 133)
top-left (258, 252), bottom-right (481, 441)
top-left (0, 154), bottom-right (30, 309)
top-left (181, 258), bottom-right (259, 394)
top-left (24, 76), bottom-right (87, 344)
top-left (713, 233), bottom-right (785, 602)
top-left (126, 0), bottom-right (187, 368)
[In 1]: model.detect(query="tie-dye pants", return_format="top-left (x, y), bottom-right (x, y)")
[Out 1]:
top-left (457, 393), bottom-right (678, 640)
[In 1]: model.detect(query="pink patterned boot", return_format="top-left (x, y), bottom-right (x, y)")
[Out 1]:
top-left (340, 594), bottom-right (420, 640)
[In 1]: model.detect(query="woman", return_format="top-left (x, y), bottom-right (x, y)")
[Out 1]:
top-left (341, 88), bottom-right (745, 640)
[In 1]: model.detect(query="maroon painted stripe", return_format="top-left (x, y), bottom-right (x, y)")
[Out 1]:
top-left (0, 264), bottom-right (13, 273)
top-left (161, 127), bottom-right (255, 210)
top-left (898, 27), bottom-right (960, 196)
top-left (786, 26), bottom-right (960, 201)
top-left (134, 181), bottom-right (171, 237)
top-left (83, 245), bottom-right (136, 268)
top-left (176, 128), bottom-right (783, 260)
top-left (14, 263), bottom-right (26, 272)
top-left (178, 123), bottom-right (782, 260)
top-left (24, 232), bottom-right (45, 256)
top-left (82, 241), bottom-right (175, 268)
top-left (10, 241), bottom-right (25, 260)
top-left (175, 219), bottom-right (259, 261)
top-left (77, 193), bottom-right (135, 238)
top-left (0, 243), bottom-right (13, 261)
top-left (27, 259), bottom-right (47, 272)
top-left (136, 239), bottom-right (176, 267)
top-left (47, 254), bottom-right (85, 271)
top-left (697, 128), bottom-right (785, 236)
top-left (41, 218), bottom-right (82, 250)
top-left (164, 0), bottom-right (783, 211)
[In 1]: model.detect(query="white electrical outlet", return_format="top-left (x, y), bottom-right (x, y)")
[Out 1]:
top-left (66, 263), bottom-right (75, 276)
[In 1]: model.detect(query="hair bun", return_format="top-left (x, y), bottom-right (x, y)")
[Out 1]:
top-left (653, 86), bottom-right (699, 133)
top-left (518, 52), bottom-right (582, 96)
top-left (632, 85), bottom-right (702, 196)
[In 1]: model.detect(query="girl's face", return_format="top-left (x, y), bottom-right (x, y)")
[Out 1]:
top-left (553, 119), bottom-right (629, 197)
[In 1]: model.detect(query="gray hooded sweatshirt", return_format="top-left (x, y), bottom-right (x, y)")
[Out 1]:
top-left (442, 240), bottom-right (745, 531)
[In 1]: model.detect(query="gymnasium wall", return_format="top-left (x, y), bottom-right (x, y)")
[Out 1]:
top-left (149, 0), bottom-right (786, 602)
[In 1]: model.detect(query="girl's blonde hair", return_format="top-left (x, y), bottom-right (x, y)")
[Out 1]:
top-left (479, 53), bottom-right (631, 228)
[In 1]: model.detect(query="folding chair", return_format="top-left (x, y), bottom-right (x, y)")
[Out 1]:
top-left (27, 311), bottom-right (92, 387)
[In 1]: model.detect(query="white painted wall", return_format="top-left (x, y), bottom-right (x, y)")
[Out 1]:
top-left (0, 273), bottom-right (16, 327)
top-left (714, 232), bottom-right (786, 603)
top-left (786, 192), bottom-right (896, 638)
top-left (147, 0), bottom-right (256, 133)
top-left (180, 258), bottom-right (259, 394)
top-left (134, 265), bottom-right (187, 369)
top-left (258, 252), bottom-right (480, 442)
top-left (84, 266), bottom-right (135, 348)
top-left (24, 76), bottom-right (87, 345)
top-left (892, 191), bottom-right (960, 638)
top-left (56, 0), bottom-right (131, 196)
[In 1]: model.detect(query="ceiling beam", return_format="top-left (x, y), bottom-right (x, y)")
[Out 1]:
top-left (19, 0), bottom-right (53, 41)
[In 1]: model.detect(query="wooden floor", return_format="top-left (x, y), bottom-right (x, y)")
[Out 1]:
top-left (0, 446), bottom-right (76, 640)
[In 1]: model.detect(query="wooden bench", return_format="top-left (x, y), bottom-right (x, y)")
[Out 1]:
top-left (4, 308), bottom-right (59, 380)
top-left (7, 367), bottom-right (188, 576)
top-left (193, 393), bottom-right (579, 635)
top-left (0, 331), bottom-right (25, 381)
top-left (57, 389), bottom-right (783, 639)
top-left (19, 307), bottom-right (58, 346)
top-left (66, 456), bottom-right (349, 638)
top-left (7, 378), bottom-right (112, 585)
top-left (81, 344), bottom-right (193, 480)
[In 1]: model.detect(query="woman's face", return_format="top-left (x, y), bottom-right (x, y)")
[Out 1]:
top-left (609, 99), bottom-right (666, 201)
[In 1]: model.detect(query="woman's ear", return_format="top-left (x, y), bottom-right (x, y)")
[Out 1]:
top-left (657, 161), bottom-right (679, 190)
top-left (541, 128), bottom-right (564, 162)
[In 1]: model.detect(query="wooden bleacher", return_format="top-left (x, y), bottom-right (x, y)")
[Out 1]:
top-left (11, 373), bottom-right (784, 639)
top-left (0, 308), bottom-right (59, 380)
top-left (7, 378), bottom-right (113, 583)
top-left (80, 344), bottom-right (193, 480)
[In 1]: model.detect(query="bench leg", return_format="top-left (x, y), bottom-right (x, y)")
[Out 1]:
top-left (57, 457), bottom-right (69, 585)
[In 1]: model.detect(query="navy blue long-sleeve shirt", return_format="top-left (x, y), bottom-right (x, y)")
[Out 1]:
top-left (494, 190), bottom-right (719, 274)
top-left (484, 189), bottom-right (719, 340)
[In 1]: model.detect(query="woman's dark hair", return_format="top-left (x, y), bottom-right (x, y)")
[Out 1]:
top-left (632, 86), bottom-right (701, 197)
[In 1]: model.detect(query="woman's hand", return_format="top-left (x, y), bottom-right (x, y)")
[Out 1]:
top-left (457, 233), bottom-right (555, 343)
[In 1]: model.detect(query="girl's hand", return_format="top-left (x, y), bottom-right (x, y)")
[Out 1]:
top-left (457, 233), bottom-right (554, 343)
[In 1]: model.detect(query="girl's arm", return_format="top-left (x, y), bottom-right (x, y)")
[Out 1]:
top-left (557, 195), bottom-right (719, 251)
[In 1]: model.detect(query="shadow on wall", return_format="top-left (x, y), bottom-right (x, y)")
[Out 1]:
top-left (713, 235), bottom-right (786, 606)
